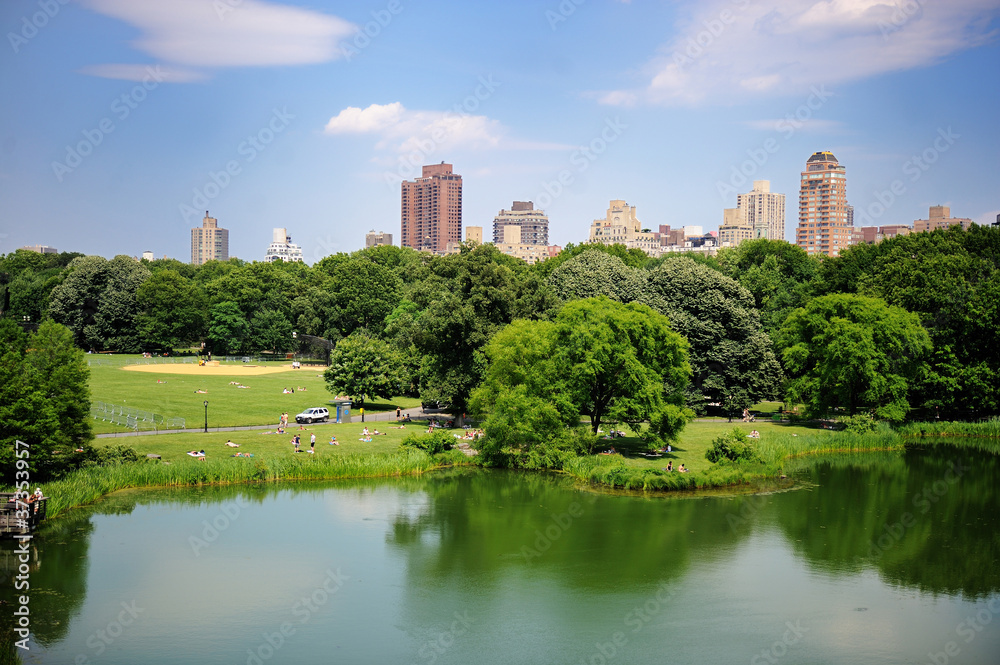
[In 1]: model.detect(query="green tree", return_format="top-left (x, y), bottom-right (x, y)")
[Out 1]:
top-left (547, 249), bottom-right (645, 303)
top-left (0, 319), bottom-right (93, 481)
top-left (205, 301), bottom-right (250, 355)
top-left (641, 257), bottom-right (783, 413)
top-left (135, 269), bottom-right (207, 349)
top-left (249, 309), bottom-right (294, 354)
top-left (533, 242), bottom-right (649, 279)
top-left (324, 334), bottom-right (404, 404)
top-left (328, 258), bottom-right (403, 336)
top-left (48, 255), bottom-right (150, 352)
top-left (470, 297), bottom-right (693, 467)
top-left (775, 293), bottom-right (931, 421)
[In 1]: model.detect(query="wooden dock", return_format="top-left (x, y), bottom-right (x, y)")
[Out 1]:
top-left (0, 493), bottom-right (48, 538)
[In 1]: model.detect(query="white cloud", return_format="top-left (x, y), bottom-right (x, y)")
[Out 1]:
top-left (324, 102), bottom-right (567, 153)
top-left (77, 64), bottom-right (208, 83)
top-left (599, 0), bottom-right (1000, 106)
top-left (79, 0), bottom-right (356, 80)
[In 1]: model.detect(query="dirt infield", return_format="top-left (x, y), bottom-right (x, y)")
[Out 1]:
top-left (122, 363), bottom-right (303, 376)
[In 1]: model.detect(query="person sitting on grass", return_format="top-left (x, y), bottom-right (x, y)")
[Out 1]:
top-left (361, 427), bottom-right (370, 436)
top-left (678, 464), bottom-right (688, 473)
top-left (329, 435), bottom-right (339, 446)
top-left (664, 461), bottom-right (673, 472)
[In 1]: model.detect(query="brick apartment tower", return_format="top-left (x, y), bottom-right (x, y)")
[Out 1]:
top-left (796, 152), bottom-right (850, 256)
top-left (401, 163), bottom-right (463, 253)
top-left (191, 211), bottom-right (229, 265)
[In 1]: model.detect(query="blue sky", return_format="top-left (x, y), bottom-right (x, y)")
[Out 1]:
top-left (1, 0), bottom-right (998, 262)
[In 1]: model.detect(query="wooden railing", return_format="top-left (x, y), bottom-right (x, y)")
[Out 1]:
top-left (0, 494), bottom-right (47, 538)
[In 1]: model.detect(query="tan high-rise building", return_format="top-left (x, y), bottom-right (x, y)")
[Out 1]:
top-left (737, 180), bottom-right (786, 241)
top-left (191, 211), bottom-right (229, 265)
top-left (365, 230), bottom-right (393, 248)
top-left (401, 163), bottom-right (462, 253)
top-left (719, 207), bottom-right (751, 247)
top-left (796, 152), bottom-right (851, 256)
top-left (588, 199), bottom-right (661, 256)
top-left (913, 206), bottom-right (973, 233)
top-left (492, 201), bottom-right (549, 245)
top-left (465, 226), bottom-right (483, 244)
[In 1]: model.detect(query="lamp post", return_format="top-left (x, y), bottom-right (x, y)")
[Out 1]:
top-left (203, 400), bottom-right (209, 433)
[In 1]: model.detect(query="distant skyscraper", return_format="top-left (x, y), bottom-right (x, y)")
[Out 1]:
top-left (719, 207), bottom-right (751, 247)
top-left (796, 152), bottom-right (850, 256)
top-left (736, 180), bottom-right (786, 241)
top-left (465, 226), bottom-right (483, 244)
top-left (264, 228), bottom-right (303, 263)
top-left (191, 211), bottom-right (229, 265)
top-left (401, 163), bottom-right (462, 253)
top-left (492, 201), bottom-right (549, 245)
top-left (365, 230), bottom-right (393, 248)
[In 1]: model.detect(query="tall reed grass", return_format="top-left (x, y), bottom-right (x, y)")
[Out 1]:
top-left (898, 418), bottom-right (1000, 439)
top-left (40, 450), bottom-right (464, 519)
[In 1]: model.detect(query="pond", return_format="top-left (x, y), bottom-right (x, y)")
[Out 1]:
top-left (4, 443), bottom-right (999, 664)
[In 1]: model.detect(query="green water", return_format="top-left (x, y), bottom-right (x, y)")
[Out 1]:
top-left (5, 444), bottom-right (1000, 664)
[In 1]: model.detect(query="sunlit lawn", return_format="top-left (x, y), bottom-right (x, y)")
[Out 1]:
top-left (87, 355), bottom-right (420, 433)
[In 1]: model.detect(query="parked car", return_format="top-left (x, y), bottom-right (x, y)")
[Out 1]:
top-left (421, 400), bottom-right (449, 410)
top-left (295, 407), bottom-right (329, 424)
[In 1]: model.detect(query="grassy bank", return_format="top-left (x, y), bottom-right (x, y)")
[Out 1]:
top-left (898, 417), bottom-right (1000, 438)
top-left (40, 448), bottom-right (467, 519)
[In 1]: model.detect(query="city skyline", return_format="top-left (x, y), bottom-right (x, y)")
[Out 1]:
top-left (2, 1), bottom-right (998, 261)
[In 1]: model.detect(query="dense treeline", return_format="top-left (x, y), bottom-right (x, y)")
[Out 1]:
top-left (2, 225), bottom-right (998, 432)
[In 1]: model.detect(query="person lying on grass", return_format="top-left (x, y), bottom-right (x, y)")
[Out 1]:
top-left (186, 450), bottom-right (206, 457)
top-left (225, 440), bottom-right (239, 447)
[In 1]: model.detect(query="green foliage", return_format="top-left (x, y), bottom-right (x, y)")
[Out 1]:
top-left (249, 308), bottom-right (294, 353)
top-left (776, 293), bottom-right (931, 421)
top-left (400, 431), bottom-right (453, 455)
top-left (533, 242), bottom-right (649, 279)
top-left (328, 257), bottom-right (403, 336)
top-left (815, 225), bottom-right (1000, 417)
top-left (547, 249), bottom-right (645, 303)
top-left (325, 334), bottom-right (405, 403)
top-left (135, 269), bottom-right (207, 349)
top-left (0, 319), bottom-right (93, 482)
top-left (470, 297), bottom-right (693, 468)
top-left (206, 301), bottom-right (250, 355)
top-left (705, 428), bottom-right (762, 464)
top-left (48, 255), bottom-right (151, 352)
top-left (641, 256), bottom-right (783, 413)
top-left (92, 444), bottom-right (142, 466)
top-left (839, 413), bottom-right (877, 434)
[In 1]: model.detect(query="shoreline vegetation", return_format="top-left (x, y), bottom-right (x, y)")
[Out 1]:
top-left (25, 418), bottom-right (1000, 521)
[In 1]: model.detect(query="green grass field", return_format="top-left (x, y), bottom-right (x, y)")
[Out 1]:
top-left (87, 355), bottom-right (419, 433)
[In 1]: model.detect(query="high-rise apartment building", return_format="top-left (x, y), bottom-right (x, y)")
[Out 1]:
top-left (400, 163), bottom-right (462, 253)
top-left (796, 152), bottom-right (851, 256)
top-left (465, 226), bottom-right (483, 244)
top-left (719, 207), bottom-right (751, 247)
top-left (492, 201), bottom-right (549, 245)
top-left (191, 211), bottom-right (229, 265)
top-left (365, 230), bottom-right (393, 248)
top-left (913, 206), bottom-right (973, 233)
top-left (264, 228), bottom-right (303, 263)
top-left (737, 180), bottom-right (786, 241)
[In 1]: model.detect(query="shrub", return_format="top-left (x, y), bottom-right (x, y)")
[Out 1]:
top-left (400, 431), bottom-right (453, 455)
top-left (705, 427), bottom-right (762, 464)
top-left (81, 444), bottom-right (142, 468)
top-left (839, 413), bottom-right (877, 434)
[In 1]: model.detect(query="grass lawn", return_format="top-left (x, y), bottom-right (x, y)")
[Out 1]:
top-left (590, 420), bottom-right (818, 474)
top-left (97, 421), bottom-right (435, 465)
top-left (87, 355), bottom-right (420, 433)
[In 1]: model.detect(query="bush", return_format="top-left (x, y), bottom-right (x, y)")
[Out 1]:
top-left (400, 431), bottom-right (453, 455)
top-left (839, 413), bottom-right (877, 434)
top-left (705, 427), bottom-right (762, 464)
top-left (80, 444), bottom-right (142, 468)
